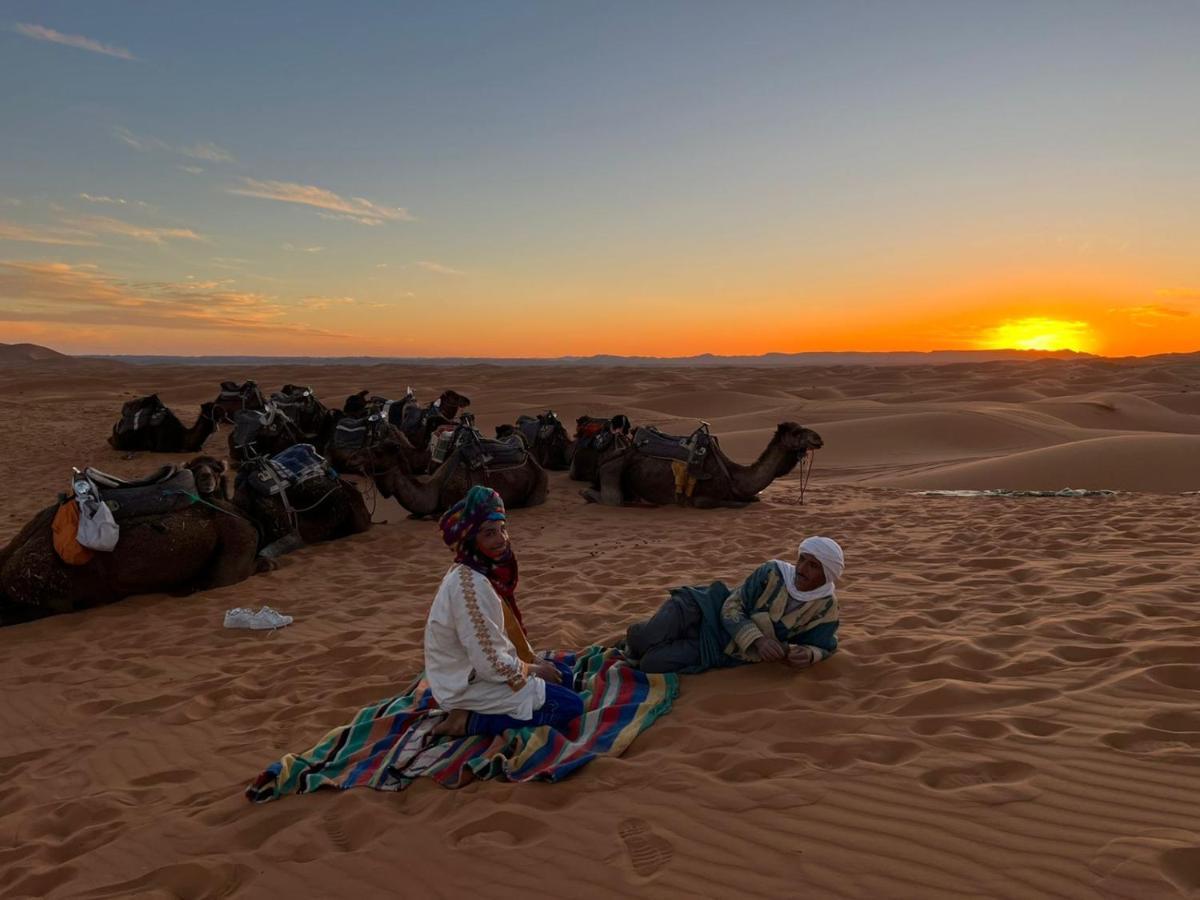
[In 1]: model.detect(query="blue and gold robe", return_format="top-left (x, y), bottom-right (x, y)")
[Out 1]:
top-left (673, 561), bottom-right (839, 672)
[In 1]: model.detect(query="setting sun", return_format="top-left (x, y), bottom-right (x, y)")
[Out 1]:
top-left (975, 317), bottom-right (1098, 354)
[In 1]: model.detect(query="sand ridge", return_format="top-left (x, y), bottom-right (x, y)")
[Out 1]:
top-left (1, 355), bottom-right (1199, 898)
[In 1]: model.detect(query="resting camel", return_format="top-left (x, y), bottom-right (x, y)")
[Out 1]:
top-left (108, 398), bottom-right (225, 453)
top-left (568, 414), bottom-right (632, 483)
top-left (0, 455), bottom-right (371, 624)
top-left (233, 454), bottom-right (371, 551)
top-left (0, 457), bottom-right (259, 624)
top-left (496, 411), bottom-right (572, 471)
top-left (212, 380), bottom-right (266, 420)
top-left (362, 439), bottom-right (547, 517)
top-left (327, 418), bottom-right (430, 477)
top-left (228, 403), bottom-right (306, 464)
top-left (581, 421), bottom-right (823, 508)
top-left (272, 384), bottom-right (335, 443)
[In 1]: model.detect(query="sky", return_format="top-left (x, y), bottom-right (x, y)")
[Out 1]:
top-left (1, 1), bottom-right (1198, 358)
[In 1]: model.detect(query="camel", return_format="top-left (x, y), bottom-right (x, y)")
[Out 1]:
top-left (581, 421), bottom-right (823, 508)
top-left (496, 411), bottom-right (572, 470)
top-left (0, 454), bottom-right (371, 624)
top-left (332, 419), bottom-right (430, 477)
top-left (340, 388), bottom-right (470, 467)
top-left (108, 397), bottom-right (225, 453)
top-left (272, 384), bottom-right (335, 442)
top-left (0, 457), bottom-right (261, 624)
top-left (365, 438), bottom-right (548, 517)
top-left (228, 403), bottom-right (306, 464)
top-left (212, 380), bottom-right (266, 420)
top-left (233, 452), bottom-right (371, 551)
top-left (568, 414), bottom-right (632, 483)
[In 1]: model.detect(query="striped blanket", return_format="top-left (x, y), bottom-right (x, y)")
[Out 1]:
top-left (246, 646), bottom-right (677, 802)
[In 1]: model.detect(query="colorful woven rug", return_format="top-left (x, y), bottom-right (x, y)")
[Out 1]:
top-left (246, 646), bottom-right (677, 802)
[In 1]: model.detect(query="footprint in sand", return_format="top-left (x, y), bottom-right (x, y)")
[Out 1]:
top-left (619, 818), bottom-right (673, 878)
top-left (1090, 830), bottom-right (1200, 898)
top-left (918, 760), bottom-right (1039, 805)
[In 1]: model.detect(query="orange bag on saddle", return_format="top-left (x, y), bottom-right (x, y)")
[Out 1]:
top-left (52, 499), bottom-right (94, 566)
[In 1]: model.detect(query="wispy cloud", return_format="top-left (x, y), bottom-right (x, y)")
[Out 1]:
top-left (112, 126), bottom-right (236, 164)
top-left (282, 242), bottom-right (325, 253)
top-left (179, 165), bottom-right (206, 175)
top-left (63, 215), bottom-right (205, 245)
top-left (297, 295), bottom-right (357, 311)
top-left (0, 220), bottom-right (101, 246)
top-left (415, 260), bottom-right (463, 276)
top-left (0, 260), bottom-right (347, 337)
top-left (14, 23), bottom-right (135, 60)
top-left (78, 192), bottom-right (152, 210)
top-left (228, 178), bottom-right (412, 225)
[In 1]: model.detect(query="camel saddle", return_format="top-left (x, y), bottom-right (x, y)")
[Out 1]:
top-left (332, 412), bottom-right (391, 451)
top-left (75, 464), bottom-right (196, 520)
top-left (368, 389), bottom-right (421, 431)
top-left (231, 404), bottom-right (289, 452)
top-left (575, 415), bottom-right (628, 452)
top-left (242, 444), bottom-right (333, 497)
top-left (516, 411), bottom-right (562, 447)
top-left (440, 417), bottom-right (527, 473)
top-left (271, 385), bottom-right (318, 416)
top-left (218, 380), bottom-right (266, 410)
top-left (115, 394), bottom-right (170, 435)
top-left (632, 423), bottom-right (714, 476)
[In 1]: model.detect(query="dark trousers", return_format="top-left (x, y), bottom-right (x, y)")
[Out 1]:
top-left (465, 661), bottom-right (583, 736)
top-left (625, 594), bottom-right (704, 673)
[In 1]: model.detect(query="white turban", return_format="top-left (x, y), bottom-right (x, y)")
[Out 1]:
top-left (799, 536), bottom-right (844, 583)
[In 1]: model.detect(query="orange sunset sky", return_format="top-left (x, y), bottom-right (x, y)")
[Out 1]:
top-left (2, 3), bottom-right (1198, 358)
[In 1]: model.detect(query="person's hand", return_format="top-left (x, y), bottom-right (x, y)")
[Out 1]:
top-left (532, 660), bottom-right (563, 685)
top-left (752, 636), bottom-right (786, 662)
top-left (784, 645), bottom-right (816, 668)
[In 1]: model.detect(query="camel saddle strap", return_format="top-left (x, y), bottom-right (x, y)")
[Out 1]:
top-left (633, 424), bottom-right (714, 476)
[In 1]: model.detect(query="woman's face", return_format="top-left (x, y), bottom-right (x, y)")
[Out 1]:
top-left (794, 552), bottom-right (826, 592)
top-left (475, 519), bottom-right (510, 559)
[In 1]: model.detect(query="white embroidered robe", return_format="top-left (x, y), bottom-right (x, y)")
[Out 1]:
top-left (424, 564), bottom-right (546, 718)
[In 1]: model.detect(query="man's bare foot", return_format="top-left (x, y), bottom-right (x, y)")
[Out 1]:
top-left (430, 708), bottom-right (470, 737)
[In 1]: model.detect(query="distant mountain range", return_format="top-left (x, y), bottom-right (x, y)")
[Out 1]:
top-left (79, 348), bottom-right (1096, 367)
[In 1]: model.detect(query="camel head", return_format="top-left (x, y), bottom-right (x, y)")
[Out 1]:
top-left (344, 389), bottom-right (371, 415)
top-left (774, 422), bottom-right (824, 457)
top-left (201, 401), bottom-right (231, 424)
top-left (185, 455), bottom-right (230, 499)
top-left (438, 389), bottom-right (471, 416)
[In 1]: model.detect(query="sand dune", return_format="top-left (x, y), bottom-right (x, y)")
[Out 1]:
top-left (2, 354), bottom-right (1199, 898)
top-left (872, 433), bottom-right (1200, 493)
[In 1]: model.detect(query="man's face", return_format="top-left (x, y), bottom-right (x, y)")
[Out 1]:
top-left (794, 552), bottom-right (826, 591)
top-left (475, 519), bottom-right (510, 559)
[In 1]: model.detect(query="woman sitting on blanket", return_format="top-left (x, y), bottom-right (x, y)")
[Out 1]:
top-left (427, 485), bottom-right (583, 737)
top-left (623, 536), bottom-right (843, 674)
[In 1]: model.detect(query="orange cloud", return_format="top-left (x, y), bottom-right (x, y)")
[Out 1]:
top-left (0, 220), bottom-right (101, 246)
top-left (63, 215), bottom-right (205, 245)
top-left (0, 260), bottom-right (346, 337)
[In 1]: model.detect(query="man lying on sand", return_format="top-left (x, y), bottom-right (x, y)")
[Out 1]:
top-left (426, 486), bottom-right (583, 737)
top-left (623, 536), bottom-right (843, 674)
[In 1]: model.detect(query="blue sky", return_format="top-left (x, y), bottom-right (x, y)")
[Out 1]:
top-left (2, 1), bottom-right (1199, 355)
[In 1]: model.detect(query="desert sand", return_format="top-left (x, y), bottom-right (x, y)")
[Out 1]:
top-left (1, 353), bottom-right (1199, 898)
